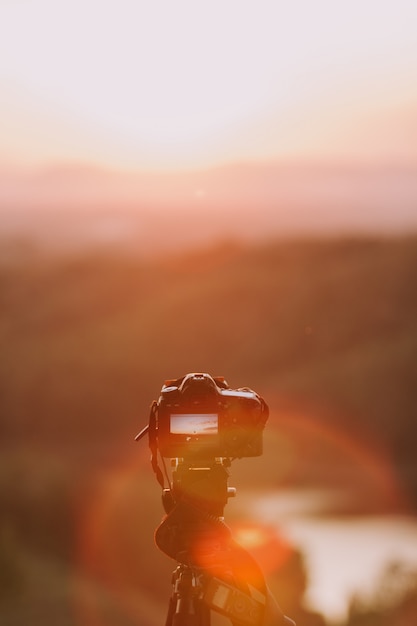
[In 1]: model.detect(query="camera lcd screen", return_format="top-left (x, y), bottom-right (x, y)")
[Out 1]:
top-left (170, 413), bottom-right (218, 435)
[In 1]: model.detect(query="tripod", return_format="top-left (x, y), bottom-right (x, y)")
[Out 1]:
top-left (153, 458), bottom-right (293, 626)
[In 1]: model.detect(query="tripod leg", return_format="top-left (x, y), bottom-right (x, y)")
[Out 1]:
top-left (171, 602), bottom-right (210, 626)
top-left (165, 596), bottom-right (176, 626)
top-left (166, 566), bottom-right (210, 626)
top-left (171, 594), bottom-right (209, 626)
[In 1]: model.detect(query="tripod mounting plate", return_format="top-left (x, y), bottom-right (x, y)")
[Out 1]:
top-left (204, 577), bottom-right (265, 626)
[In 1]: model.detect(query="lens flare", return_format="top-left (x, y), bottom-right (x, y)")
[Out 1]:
top-left (264, 408), bottom-right (409, 513)
top-left (230, 523), bottom-right (294, 577)
top-left (73, 451), bottom-right (169, 626)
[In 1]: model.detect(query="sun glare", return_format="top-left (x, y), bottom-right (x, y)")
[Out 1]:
top-left (0, 0), bottom-right (279, 168)
top-left (1, 0), bottom-right (417, 169)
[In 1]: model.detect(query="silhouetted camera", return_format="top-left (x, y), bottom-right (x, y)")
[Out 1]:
top-left (153, 372), bottom-right (269, 459)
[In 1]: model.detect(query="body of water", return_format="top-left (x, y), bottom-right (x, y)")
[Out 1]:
top-left (234, 489), bottom-right (417, 623)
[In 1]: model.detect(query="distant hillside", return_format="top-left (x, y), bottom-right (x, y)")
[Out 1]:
top-left (0, 235), bottom-right (416, 505)
top-left (1, 161), bottom-right (417, 255)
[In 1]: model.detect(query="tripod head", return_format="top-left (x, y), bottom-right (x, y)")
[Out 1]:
top-left (153, 458), bottom-right (276, 626)
top-left (155, 457), bottom-right (235, 564)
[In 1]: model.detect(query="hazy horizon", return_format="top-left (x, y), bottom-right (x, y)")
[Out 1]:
top-left (1, 158), bottom-right (416, 258)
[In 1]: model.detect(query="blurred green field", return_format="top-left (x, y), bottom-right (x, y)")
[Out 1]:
top-left (1, 234), bottom-right (417, 625)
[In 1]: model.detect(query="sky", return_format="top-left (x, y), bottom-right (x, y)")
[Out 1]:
top-left (1, 0), bottom-right (417, 171)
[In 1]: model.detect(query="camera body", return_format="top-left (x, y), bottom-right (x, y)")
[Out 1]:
top-left (155, 373), bottom-right (268, 459)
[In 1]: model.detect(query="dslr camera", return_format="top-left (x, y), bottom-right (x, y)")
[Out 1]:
top-left (153, 372), bottom-right (269, 459)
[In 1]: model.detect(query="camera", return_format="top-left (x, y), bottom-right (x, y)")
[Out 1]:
top-left (153, 372), bottom-right (268, 459)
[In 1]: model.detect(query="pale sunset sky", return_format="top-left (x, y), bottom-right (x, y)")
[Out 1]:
top-left (0, 0), bottom-right (417, 171)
